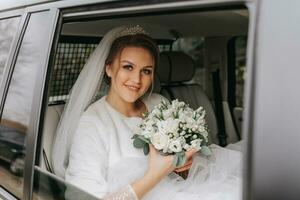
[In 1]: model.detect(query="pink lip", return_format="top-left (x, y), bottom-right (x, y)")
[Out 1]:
top-left (124, 84), bottom-right (140, 91)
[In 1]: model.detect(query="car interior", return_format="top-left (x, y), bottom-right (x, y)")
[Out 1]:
top-left (39, 8), bottom-right (249, 175)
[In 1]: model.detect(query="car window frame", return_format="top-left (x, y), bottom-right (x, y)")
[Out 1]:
top-left (0, 7), bottom-right (60, 200)
top-left (0, 9), bottom-right (28, 200)
top-left (0, 0), bottom-right (259, 200)
top-left (33, 1), bottom-right (253, 200)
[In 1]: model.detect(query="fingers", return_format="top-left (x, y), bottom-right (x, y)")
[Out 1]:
top-left (149, 144), bottom-right (156, 155)
top-left (174, 162), bottom-right (192, 172)
top-left (174, 157), bottom-right (193, 172)
top-left (185, 148), bottom-right (198, 160)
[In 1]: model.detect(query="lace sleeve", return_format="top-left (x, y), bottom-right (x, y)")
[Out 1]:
top-left (103, 185), bottom-right (138, 200)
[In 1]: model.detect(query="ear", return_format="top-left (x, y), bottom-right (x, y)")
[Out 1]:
top-left (106, 64), bottom-right (112, 77)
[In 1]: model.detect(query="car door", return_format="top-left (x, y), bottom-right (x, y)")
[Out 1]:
top-left (0, 6), bottom-right (59, 200)
top-left (32, 0), bottom-right (251, 200)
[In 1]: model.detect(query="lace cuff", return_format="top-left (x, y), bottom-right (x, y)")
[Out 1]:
top-left (103, 185), bottom-right (138, 200)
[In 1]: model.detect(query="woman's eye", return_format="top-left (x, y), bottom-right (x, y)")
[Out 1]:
top-left (123, 65), bottom-right (133, 70)
top-left (142, 69), bottom-right (152, 75)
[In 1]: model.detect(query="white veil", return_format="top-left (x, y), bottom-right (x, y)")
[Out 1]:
top-left (52, 26), bottom-right (128, 178)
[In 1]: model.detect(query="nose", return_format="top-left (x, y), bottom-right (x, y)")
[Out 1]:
top-left (131, 70), bottom-right (141, 84)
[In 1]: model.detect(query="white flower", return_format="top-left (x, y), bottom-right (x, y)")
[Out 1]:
top-left (180, 131), bottom-right (186, 136)
top-left (198, 125), bottom-right (205, 132)
top-left (158, 118), bottom-right (180, 135)
top-left (162, 109), bottom-right (173, 119)
top-left (142, 125), bottom-right (155, 138)
top-left (201, 131), bottom-right (209, 141)
top-left (197, 118), bottom-right (205, 124)
top-left (169, 139), bottom-right (182, 153)
top-left (151, 132), bottom-right (170, 151)
top-left (152, 108), bottom-right (161, 117)
top-left (178, 136), bottom-right (186, 145)
top-left (137, 99), bottom-right (209, 155)
top-left (183, 144), bottom-right (190, 150)
top-left (190, 139), bottom-right (202, 151)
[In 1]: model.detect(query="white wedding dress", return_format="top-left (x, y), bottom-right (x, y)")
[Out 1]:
top-left (65, 93), bottom-right (242, 200)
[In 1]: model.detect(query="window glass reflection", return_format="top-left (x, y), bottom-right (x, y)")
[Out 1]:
top-left (0, 12), bottom-right (49, 199)
top-left (0, 17), bottom-right (20, 85)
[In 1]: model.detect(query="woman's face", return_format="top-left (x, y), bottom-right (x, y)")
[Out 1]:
top-left (106, 46), bottom-right (154, 103)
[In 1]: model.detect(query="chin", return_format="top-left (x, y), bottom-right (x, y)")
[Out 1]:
top-left (121, 93), bottom-right (141, 103)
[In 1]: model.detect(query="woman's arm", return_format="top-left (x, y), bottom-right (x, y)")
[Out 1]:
top-left (65, 115), bottom-right (110, 198)
top-left (102, 145), bottom-right (196, 200)
top-left (131, 145), bottom-right (197, 199)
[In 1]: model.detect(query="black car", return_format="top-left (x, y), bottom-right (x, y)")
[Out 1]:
top-left (0, 125), bottom-right (25, 175)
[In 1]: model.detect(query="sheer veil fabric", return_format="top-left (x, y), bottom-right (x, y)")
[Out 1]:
top-left (52, 26), bottom-right (126, 178)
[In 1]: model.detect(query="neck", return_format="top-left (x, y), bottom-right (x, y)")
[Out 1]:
top-left (106, 90), bottom-right (145, 117)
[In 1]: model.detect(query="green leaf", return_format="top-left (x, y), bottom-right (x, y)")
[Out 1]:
top-left (138, 135), bottom-right (150, 144)
top-left (201, 146), bottom-right (212, 156)
top-left (173, 153), bottom-right (179, 167)
top-left (133, 138), bottom-right (145, 149)
top-left (143, 144), bottom-right (150, 155)
top-left (173, 152), bottom-right (186, 167)
top-left (177, 153), bottom-right (186, 167)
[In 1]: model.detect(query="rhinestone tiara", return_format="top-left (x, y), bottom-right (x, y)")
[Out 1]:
top-left (116, 25), bottom-right (148, 38)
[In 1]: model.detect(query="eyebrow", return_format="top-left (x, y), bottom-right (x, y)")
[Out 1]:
top-left (121, 60), bottom-right (153, 69)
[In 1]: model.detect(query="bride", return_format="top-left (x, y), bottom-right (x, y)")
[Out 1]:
top-left (52, 26), bottom-right (242, 200)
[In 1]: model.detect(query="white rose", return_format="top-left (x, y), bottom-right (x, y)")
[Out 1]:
top-left (151, 133), bottom-right (170, 151)
top-left (169, 139), bottom-right (183, 153)
top-left (165, 118), bottom-right (180, 134)
top-left (162, 109), bottom-right (173, 119)
top-left (157, 121), bottom-right (167, 135)
top-left (157, 118), bottom-right (179, 135)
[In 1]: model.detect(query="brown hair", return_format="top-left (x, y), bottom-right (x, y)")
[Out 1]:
top-left (104, 33), bottom-right (159, 84)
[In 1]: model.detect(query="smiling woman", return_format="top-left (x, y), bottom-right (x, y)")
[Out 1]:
top-left (105, 46), bottom-right (154, 117)
top-left (50, 26), bottom-right (243, 200)
top-left (101, 33), bottom-right (159, 113)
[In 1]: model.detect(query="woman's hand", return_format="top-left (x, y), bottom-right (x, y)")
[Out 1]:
top-left (132, 145), bottom-right (197, 199)
top-left (173, 157), bottom-right (193, 173)
top-left (146, 145), bottom-right (174, 179)
top-left (146, 145), bottom-right (197, 180)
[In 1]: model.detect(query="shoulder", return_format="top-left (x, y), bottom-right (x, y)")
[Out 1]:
top-left (143, 93), bottom-right (169, 111)
top-left (81, 96), bottom-right (108, 121)
top-left (76, 96), bottom-right (114, 137)
top-left (72, 97), bottom-right (112, 150)
top-left (80, 96), bottom-right (119, 132)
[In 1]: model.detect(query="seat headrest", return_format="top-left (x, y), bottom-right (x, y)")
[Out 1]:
top-left (152, 74), bottom-right (161, 93)
top-left (157, 51), bottom-right (195, 83)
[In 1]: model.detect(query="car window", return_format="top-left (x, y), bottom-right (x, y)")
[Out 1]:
top-left (228, 36), bottom-right (247, 108)
top-left (0, 11), bottom-right (51, 199)
top-left (0, 17), bottom-right (20, 85)
top-left (33, 167), bottom-right (100, 200)
top-left (234, 36), bottom-right (247, 107)
top-left (227, 36), bottom-right (247, 136)
top-left (49, 36), bottom-right (100, 104)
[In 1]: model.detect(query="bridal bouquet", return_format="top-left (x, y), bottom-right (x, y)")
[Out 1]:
top-left (132, 99), bottom-right (211, 167)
